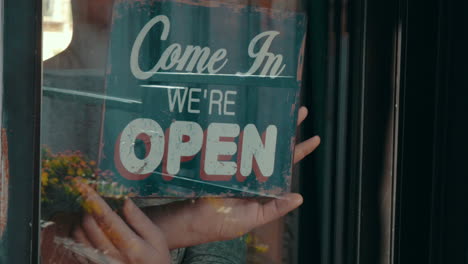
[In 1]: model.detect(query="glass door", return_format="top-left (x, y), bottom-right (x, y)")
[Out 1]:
top-left (38, 1), bottom-right (314, 264)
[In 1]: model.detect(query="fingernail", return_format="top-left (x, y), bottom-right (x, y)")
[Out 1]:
top-left (284, 194), bottom-right (303, 205)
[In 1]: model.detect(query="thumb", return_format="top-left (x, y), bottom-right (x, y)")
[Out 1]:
top-left (257, 193), bottom-right (303, 226)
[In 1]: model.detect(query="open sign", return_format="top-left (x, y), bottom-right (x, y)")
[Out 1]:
top-left (101, 0), bottom-right (306, 197)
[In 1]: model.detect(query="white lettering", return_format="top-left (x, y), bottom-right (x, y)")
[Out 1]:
top-left (130, 16), bottom-right (229, 79)
top-left (188, 88), bottom-right (201, 114)
top-left (130, 15), bottom-right (171, 80)
top-left (239, 125), bottom-right (278, 177)
top-left (167, 88), bottom-right (189, 113)
top-left (208, 49), bottom-right (228, 73)
top-left (119, 119), bottom-right (165, 175)
top-left (156, 43), bottom-right (182, 70)
top-left (116, 119), bottom-right (279, 181)
top-left (223, 91), bottom-right (237, 116)
top-left (167, 121), bottom-right (203, 175)
top-left (204, 123), bottom-right (240, 176)
top-left (209, 90), bottom-right (223, 115)
top-left (237, 31), bottom-right (286, 78)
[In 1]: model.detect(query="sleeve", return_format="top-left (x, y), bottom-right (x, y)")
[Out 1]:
top-left (181, 237), bottom-right (247, 264)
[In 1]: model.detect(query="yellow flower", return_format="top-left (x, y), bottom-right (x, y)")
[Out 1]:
top-left (41, 172), bottom-right (49, 186)
top-left (245, 234), bottom-right (253, 244)
top-left (51, 160), bottom-right (60, 167)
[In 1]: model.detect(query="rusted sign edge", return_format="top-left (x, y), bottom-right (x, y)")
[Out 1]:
top-left (115, 0), bottom-right (303, 19)
top-left (0, 129), bottom-right (9, 239)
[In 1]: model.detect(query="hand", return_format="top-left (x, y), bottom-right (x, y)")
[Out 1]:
top-left (145, 106), bottom-right (320, 249)
top-left (71, 183), bottom-right (171, 264)
top-left (293, 107), bottom-right (321, 164)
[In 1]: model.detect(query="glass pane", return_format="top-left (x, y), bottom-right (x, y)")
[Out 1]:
top-left (40, 1), bottom-right (309, 263)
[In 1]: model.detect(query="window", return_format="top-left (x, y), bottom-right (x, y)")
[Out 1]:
top-left (39, 1), bottom-right (311, 263)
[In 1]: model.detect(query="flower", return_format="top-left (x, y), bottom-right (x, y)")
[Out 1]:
top-left (40, 147), bottom-right (124, 218)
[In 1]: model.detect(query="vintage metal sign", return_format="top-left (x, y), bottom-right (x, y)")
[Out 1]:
top-left (100, 0), bottom-right (307, 197)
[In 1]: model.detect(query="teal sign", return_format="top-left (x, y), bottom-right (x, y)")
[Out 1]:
top-left (100, 0), bottom-right (307, 197)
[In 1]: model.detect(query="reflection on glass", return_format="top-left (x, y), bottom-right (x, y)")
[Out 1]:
top-left (40, 1), bottom-right (313, 263)
top-left (42, 0), bottom-right (73, 61)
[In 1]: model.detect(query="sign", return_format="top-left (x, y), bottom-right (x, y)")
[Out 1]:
top-left (100, 0), bottom-right (307, 197)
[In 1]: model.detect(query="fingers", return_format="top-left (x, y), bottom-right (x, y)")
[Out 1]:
top-left (297, 106), bottom-right (308, 126)
top-left (80, 214), bottom-right (121, 259)
top-left (121, 199), bottom-right (169, 256)
top-left (75, 183), bottom-right (171, 264)
top-left (257, 193), bottom-right (303, 226)
top-left (72, 226), bottom-right (92, 248)
top-left (71, 227), bottom-right (93, 264)
top-left (72, 225), bottom-right (124, 264)
top-left (76, 183), bottom-right (142, 253)
top-left (295, 106), bottom-right (321, 164)
top-left (294, 135), bottom-right (321, 164)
